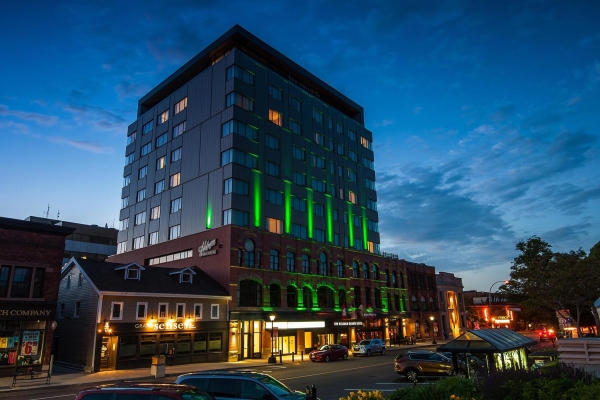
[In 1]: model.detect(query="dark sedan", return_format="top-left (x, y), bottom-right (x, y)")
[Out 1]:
top-left (309, 344), bottom-right (349, 362)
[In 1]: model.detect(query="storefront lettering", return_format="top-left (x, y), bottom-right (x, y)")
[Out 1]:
top-left (198, 239), bottom-right (217, 257)
top-left (334, 321), bottom-right (363, 326)
top-left (134, 322), bottom-right (197, 331)
top-left (0, 309), bottom-right (52, 317)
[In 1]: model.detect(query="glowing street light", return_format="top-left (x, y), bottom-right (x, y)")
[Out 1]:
top-left (268, 315), bottom-right (276, 364)
top-left (429, 316), bottom-right (437, 344)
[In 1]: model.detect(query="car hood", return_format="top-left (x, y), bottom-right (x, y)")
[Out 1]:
top-left (310, 350), bottom-right (328, 355)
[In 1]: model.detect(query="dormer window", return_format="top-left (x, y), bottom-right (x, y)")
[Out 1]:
top-left (126, 268), bottom-right (139, 280)
top-left (115, 263), bottom-right (145, 281)
top-left (169, 267), bottom-right (196, 284)
top-left (181, 272), bottom-right (192, 284)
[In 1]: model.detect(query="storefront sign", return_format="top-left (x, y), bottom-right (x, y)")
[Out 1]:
top-left (199, 239), bottom-right (218, 257)
top-left (134, 321), bottom-right (197, 331)
top-left (334, 321), bottom-right (363, 326)
top-left (21, 331), bottom-right (40, 356)
top-left (0, 303), bottom-right (56, 320)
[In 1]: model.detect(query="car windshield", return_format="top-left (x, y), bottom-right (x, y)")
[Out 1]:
top-left (319, 345), bottom-right (330, 351)
top-left (258, 376), bottom-right (293, 396)
top-left (358, 340), bottom-right (371, 345)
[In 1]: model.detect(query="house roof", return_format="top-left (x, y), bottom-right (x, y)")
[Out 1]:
top-left (436, 328), bottom-right (536, 353)
top-left (64, 258), bottom-right (229, 298)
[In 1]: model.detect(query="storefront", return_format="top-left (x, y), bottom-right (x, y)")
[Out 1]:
top-left (0, 302), bottom-right (55, 377)
top-left (94, 320), bottom-right (228, 370)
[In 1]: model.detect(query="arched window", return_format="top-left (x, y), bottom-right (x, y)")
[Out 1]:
top-left (354, 286), bottom-right (361, 308)
top-left (411, 295), bottom-right (418, 311)
top-left (302, 254), bottom-right (310, 274)
top-left (421, 296), bottom-right (427, 311)
top-left (238, 239), bottom-right (256, 267)
top-left (429, 296), bottom-right (436, 311)
top-left (269, 249), bottom-right (279, 270)
top-left (392, 271), bottom-right (397, 287)
top-left (319, 252), bottom-right (327, 276)
top-left (337, 260), bottom-right (344, 277)
top-left (302, 287), bottom-right (312, 308)
top-left (387, 292), bottom-right (392, 310)
top-left (238, 279), bottom-right (262, 307)
top-left (286, 252), bottom-right (295, 272)
top-left (352, 261), bottom-right (359, 278)
top-left (372, 264), bottom-right (379, 280)
top-left (287, 285), bottom-right (298, 308)
top-left (385, 269), bottom-right (390, 286)
top-left (394, 293), bottom-right (400, 311)
top-left (317, 286), bottom-right (335, 308)
top-left (362, 262), bottom-right (369, 279)
top-left (338, 289), bottom-right (346, 309)
top-left (374, 288), bottom-right (382, 308)
top-left (399, 271), bottom-right (405, 288)
top-left (365, 287), bottom-right (371, 308)
top-left (270, 284), bottom-right (281, 307)
top-left (401, 294), bottom-right (407, 312)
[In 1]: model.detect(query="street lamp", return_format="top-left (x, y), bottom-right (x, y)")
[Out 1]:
top-left (429, 316), bottom-right (437, 345)
top-left (268, 315), bottom-right (276, 364)
top-left (488, 280), bottom-right (508, 326)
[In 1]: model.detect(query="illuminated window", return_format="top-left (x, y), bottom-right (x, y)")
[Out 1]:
top-left (150, 206), bottom-right (160, 220)
top-left (348, 191), bottom-right (357, 205)
top-left (156, 156), bottom-right (166, 170)
top-left (134, 211), bottom-right (146, 226)
top-left (170, 172), bottom-right (181, 187)
top-left (361, 136), bottom-right (372, 150)
top-left (174, 97), bottom-right (187, 114)
top-left (269, 109), bottom-right (283, 126)
top-left (158, 110), bottom-right (169, 125)
top-left (133, 236), bottom-right (144, 250)
top-left (266, 217), bottom-right (282, 234)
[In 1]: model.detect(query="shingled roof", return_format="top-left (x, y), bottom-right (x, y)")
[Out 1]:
top-left (437, 328), bottom-right (536, 353)
top-left (63, 258), bottom-right (229, 298)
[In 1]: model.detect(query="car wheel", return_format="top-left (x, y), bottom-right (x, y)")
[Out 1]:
top-left (325, 355), bottom-right (330, 362)
top-left (405, 369), bottom-right (418, 382)
top-left (367, 349), bottom-right (372, 357)
top-left (381, 347), bottom-right (386, 355)
top-left (343, 353), bottom-right (348, 360)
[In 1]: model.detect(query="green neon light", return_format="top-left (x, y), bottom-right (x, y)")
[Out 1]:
top-left (326, 195), bottom-right (333, 242)
top-left (362, 207), bottom-right (368, 250)
top-left (307, 189), bottom-right (313, 238)
top-left (347, 203), bottom-right (354, 247)
top-left (284, 181), bottom-right (291, 233)
top-left (253, 171), bottom-right (262, 227)
top-left (206, 192), bottom-right (212, 229)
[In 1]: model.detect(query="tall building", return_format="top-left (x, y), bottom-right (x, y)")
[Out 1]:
top-left (109, 25), bottom-right (409, 363)
top-left (435, 271), bottom-right (466, 339)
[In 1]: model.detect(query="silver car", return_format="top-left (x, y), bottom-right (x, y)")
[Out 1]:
top-left (352, 338), bottom-right (386, 356)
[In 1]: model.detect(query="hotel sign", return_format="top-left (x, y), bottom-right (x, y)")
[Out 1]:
top-left (0, 303), bottom-right (56, 320)
top-left (135, 321), bottom-right (197, 331)
top-left (199, 239), bottom-right (218, 257)
top-left (334, 321), bottom-right (363, 326)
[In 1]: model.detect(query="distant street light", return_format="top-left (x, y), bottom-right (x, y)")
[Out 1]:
top-left (430, 316), bottom-right (437, 345)
top-left (488, 280), bottom-right (509, 324)
top-left (268, 315), bottom-right (276, 364)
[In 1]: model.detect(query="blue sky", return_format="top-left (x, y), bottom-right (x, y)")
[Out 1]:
top-left (1, 0), bottom-right (599, 291)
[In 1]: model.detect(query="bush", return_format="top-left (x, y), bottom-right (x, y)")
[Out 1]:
top-left (387, 376), bottom-right (479, 400)
top-left (339, 390), bottom-right (386, 400)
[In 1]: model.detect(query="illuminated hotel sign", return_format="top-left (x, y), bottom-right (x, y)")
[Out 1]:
top-left (135, 321), bottom-right (197, 331)
top-left (198, 239), bottom-right (217, 257)
top-left (334, 321), bottom-right (363, 326)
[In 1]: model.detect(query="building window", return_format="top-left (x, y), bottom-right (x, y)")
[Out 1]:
top-left (303, 287), bottom-right (312, 308)
top-left (265, 161), bottom-right (280, 177)
top-left (150, 206), bottom-right (160, 220)
top-left (224, 178), bottom-right (249, 195)
top-left (270, 284), bottom-right (281, 307)
top-left (72, 301), bottom-right (80, 318)
top-left (266, 217), bottom-right (282, 234)
top-left (174, 97), bottom-right (187, 114)
top-left (286, 252), bottom-right (295, 272)
top-left (221, 148), bottom-right (258, 169)
top-left (117, 242), bottom-right (127, 254)
top-left (227, 65), bottom-right (254, 85)
top-left (289, 95), bottom-right (301, 111)
top-left (222, 119), bottom-right (257, 140)
top-left (293, 146), bottom-right (305, 161)
top-left (135, 211), bottom-right (146, 226)
top-left (8, 267), bottom-right (32, 297)
top-left (138, 165), bottom-right (148, 179)
top-left (123, 175), bottom-right (131, 187)
top-left (287, 285), bottom-right (298, 308)
top-left (136, 302), bottom-right (147, 320)
top-left (176, 303), bottom-right (185, 319)
top-left (170, 197), bottom-right (182, 213)
top-left (154, 179), bottom-right (165, 194)
top-left (265, 134), bottom-right (280, 150)
top-left (173, 121), bottom-right (186, 138)
top-left (127, 131), bottom-right (137, 145)
top-left (313, 203), bottom-right (324, 217)
top-left (269, 84), bottom-right (282, 101)
top-left (366, 178), bottom-right (376, 190)
top-left (142, 121), bottom-right (153, 135)
top-left (269, 109), bottom-right (283, 126)
top-left (372, 265), bottom-right (379, 280)
top-left (289, 119), bottom-right (301, 135)
top-left (348, 129), bottom-right (356, 141)
top-left (170, 172), bottom-right (181, 187)
top-left (158, 110), bottom-right (169, 125)
top-left (362, 263), bottom-right (369, 279)
top-left (171, 147), bottom-right (182, 162)
top-left (312, 154), bottom-right (325, 169)
top-left (293, 171), bottom-right (306, 186)
top-left (270, 249), bottom-right (279, 270)
top-left (156, 133), bottom-right (168, 148)
top-left (226, 92), bottom-right (254, 111)
top-left (119, 218), bottom-right (129, 232)
top-left (265, 189), bottom-right (283, 205)
top-left (348, 191), bottom-right (357, 204)
top-left (194, 304), bottom-right (203, 320)
top-left (211, 304), bottom-right (219, 319)
top-left (367, 199), bottom-right (378, 211)
top-left (349, 150), bottom-right (357, 162)
top-left (314, 132), bottom-right (323, 145)
top-left (301, 254), bottom-right (310, 274)
top-left (319, 252), bottom-right (327, 275)
top-left (141, 142), bottom-right (152, 156)
top-left (133, 236), bottom-right (144, 250)
top-left (314, 229), bottom-right (325, 243)
top-left (337, 260), bottom-right (344, 278)
top-left (367, 220), bottom-right (379, 232)
top-left (169, 225), bottom-right (181, 240)
top-left (337, 143), bottom-right (344, 155)
top-left (111, 302), bottom-right (123, 320)
top-left (223, 209), bottom-right (249, 226)
top-left (312, 109), bottom-right (323, 124)
top-left (311, 179), bottom-right (325, 193)
top-left (339, 188), bottom-right (344, 200)
top-left (362, 156), bottom-right (374, 170)
top-left (348, 170), bottom-right (357, 182)
top-left (361, 136), bottom-right (372, 150)
top-left (156, 156), bottom-right (166, 170)
top-left (159, 303), bottom-right (168, 319)
top-left (125, 152), bottom-right (135, 166)
top-left (291, 197), bottom-right (306, 212)
top-left (292, 223), bottom-right (307, 239)
top-left (148, 231), bottom-right (159, 246)
top-left (336, 122), bottom-right (343, 134)
top-left (352, 261), bottom-right (359, 278)
top-left (328, 118), bottom-right (333, 130)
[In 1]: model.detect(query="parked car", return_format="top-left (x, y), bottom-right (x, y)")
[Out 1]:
top-left (394, 351), bottom-right (457, 381)
top-left (537, 326), bottom-right (556, 342)
top-left (352, 338), bottom-right (386, 357)
top-left (75, 383), bottom-right (213, 400)
top-left (309, 344), bottom-right (348, 362)
top-left (440, 352), bottom-right (486, 372)
top-left (175, 370), bottom-right (311, 400)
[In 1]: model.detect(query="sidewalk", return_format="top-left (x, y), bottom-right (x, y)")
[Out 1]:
top-left (0, 341), bottom-right (444, 392)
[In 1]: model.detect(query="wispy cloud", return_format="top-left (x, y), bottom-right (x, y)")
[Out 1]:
top-left (373, 119), bottom-right (395, 127)
top-left (0, 104), bottom-right (57, 125)
top-left (47, 136), bottom-right (114, 154)
top-left (63, 103), bottom-right (127, 133)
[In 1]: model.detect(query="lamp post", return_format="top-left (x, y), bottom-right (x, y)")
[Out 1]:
top-left (429, 316), bottom-right (437, 344)
top-left (268, 315), bottom-right (276, 364)
top-left (488, 280), bottom-right (508, 326)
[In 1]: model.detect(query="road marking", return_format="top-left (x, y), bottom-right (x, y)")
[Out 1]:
top-left (28, 395), bottom-right (78, 400)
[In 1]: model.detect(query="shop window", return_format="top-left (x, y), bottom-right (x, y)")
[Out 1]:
top-left (209, 332), bottom-right (222, 352)
top-left (111, 302), bottom-right (123, 320)
top-left (194, 332), bottom-right (208, 353)
top-left (118, 336), bottom-right (137, 359)
top-left (177, 333), bottom-right (192, 355)
top-left (159, 334), bottom-right (175, 355)
top-left (287, 285), bottom-right (298, 308)
top-left (140, 335), bottom-right (157, 356)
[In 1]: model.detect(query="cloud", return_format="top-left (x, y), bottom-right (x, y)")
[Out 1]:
top-left (63, 104), bottom-right (127, 133)
top-left (543, 221), bottom-right (593, 244)
top-left (490, 104), bottom-right (516, 122)
top-left (0, 104), bottom-right (58, 125)
top-left (0, 120), bottom-right (30, 134)
top-left (373, 119), bottom-right (395, 127)
top-left (47, 136), bottom-right (114, 154)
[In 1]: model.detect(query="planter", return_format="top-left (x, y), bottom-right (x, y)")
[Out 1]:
top-left (151, 356), bottom-right (166, 366)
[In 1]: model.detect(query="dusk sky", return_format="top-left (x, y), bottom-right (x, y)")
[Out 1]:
top-left (2, 1), bottom-right (599, 291)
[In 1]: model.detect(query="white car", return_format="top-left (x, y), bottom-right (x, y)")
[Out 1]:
top-left (352, 338), bottom-right (386, 356)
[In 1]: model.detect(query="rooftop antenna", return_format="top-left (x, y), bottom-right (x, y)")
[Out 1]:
top-left (57, 210), bottom-right (60, 219)
top-left (44, 204), bottom-right (50, 218)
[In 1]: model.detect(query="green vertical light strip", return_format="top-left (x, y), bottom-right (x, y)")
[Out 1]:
top-left (206, 202), bottom-right (212, 229)
top-left (253, 170), bottom-right (262, 227)
top-left (362, 207), bottom-right (368, 250)
top-left (307, 188), bottom-right (314, 238)
top-left (347, 203), bottom-right (354, 247)
top-left (284, 181), bottom-right (291, 233)
top-left (325, 195), bottom-right (333, 242)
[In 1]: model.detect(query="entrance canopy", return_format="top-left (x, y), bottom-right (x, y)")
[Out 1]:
top-left (436, 328), bottom-right (536, 354)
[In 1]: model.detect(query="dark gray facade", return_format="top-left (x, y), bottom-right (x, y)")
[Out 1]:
top-left (117, 25), bottom-right (380, 256)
